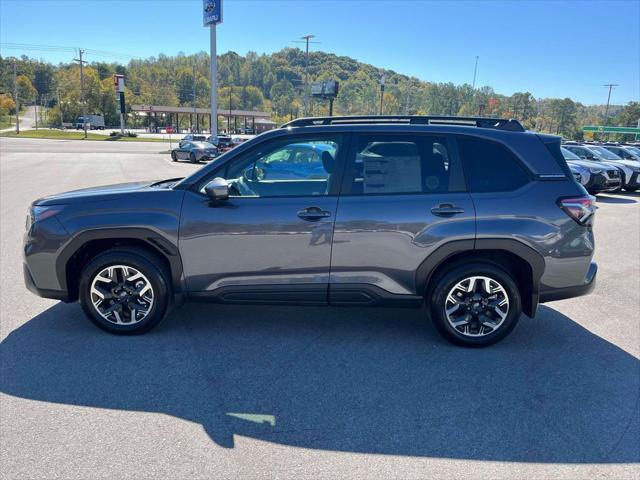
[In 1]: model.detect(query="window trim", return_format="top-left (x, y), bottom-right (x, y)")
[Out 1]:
top-left (339, 132), bottom-right (467, 197)
top-left (190, 133), bottom-right (348, 199)
top-left (454, 134), bottom-right (533, 193)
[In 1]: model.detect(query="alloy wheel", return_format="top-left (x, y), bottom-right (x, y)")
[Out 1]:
top-left (444, 276), bottom-right (510, 337)
top-left (90, 265), bottom-right (154, 325)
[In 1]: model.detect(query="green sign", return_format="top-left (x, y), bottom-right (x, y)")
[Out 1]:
top-left (583, 125), bottom-right (640, 134)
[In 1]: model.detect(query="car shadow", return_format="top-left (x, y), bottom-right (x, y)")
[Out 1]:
top-left (596, 194), bottom-right (638, 204)
top-left (0, 302), bottom-right (638, 463)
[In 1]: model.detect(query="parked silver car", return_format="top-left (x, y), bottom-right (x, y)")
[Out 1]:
top-left (171, 141), bottom-right (218, 163)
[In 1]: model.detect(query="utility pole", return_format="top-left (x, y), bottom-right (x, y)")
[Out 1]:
top-left (192, 64), bottom-right (197, 133)
top-left (379, 73), bottom-right (385, 115)
top-left (57, 88), bottom-right (64, 127)
top-left (228, 86), bottom-right (232, 133)
top-left (603, 83), bottom-right (619, 125)
top-left (603, 83), bottom-right (619, 141)
top-left (472, 56), bottom-right (479, 89)
top-left (13, 63), bottom-right (19, 134)
top-left (74, 49), bottom-right (87, 139)
top-left (301, 34), bottom-right (314, 116)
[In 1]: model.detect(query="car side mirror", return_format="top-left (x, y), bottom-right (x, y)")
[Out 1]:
top-left (204, 177), bottom-right (229, 203)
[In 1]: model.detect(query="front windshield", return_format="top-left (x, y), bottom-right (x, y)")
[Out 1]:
top-left (590, 146), bottom-right (621, 160)
top-left (561, 147), bottom-right (581, 160)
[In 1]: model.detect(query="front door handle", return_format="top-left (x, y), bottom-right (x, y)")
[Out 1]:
top-left (297, 206), bottom-right (332, 221)
top-left (431, 204), bottom-right (465, 216)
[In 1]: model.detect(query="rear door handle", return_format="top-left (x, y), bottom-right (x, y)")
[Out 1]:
top-left (431, 204), bottom-right (465, 216)
top-left (297, 206), bottom-right (332, 221)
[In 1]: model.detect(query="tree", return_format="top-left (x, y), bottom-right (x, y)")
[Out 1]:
top-left (0, 93), bottom-right (16, 126)
top-left (270, 79), bottom-right (296, 116)
top-left (16, 75), bottom-right (37, 104)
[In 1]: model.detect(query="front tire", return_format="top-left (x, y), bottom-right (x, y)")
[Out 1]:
top-left (171, 151), bottom-right (178, 162)
top-left (428, 263), bottom-right (522, 347)
top-left (78, 248), bottom-right (171, 334)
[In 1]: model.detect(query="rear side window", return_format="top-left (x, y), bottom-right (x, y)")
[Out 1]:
top-left (457, 137), bottom-right (529, 192)
top-left (346, 134), bottom-right (465, 195)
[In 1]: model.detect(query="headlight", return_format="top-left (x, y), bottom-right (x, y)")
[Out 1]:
top-left (590, 169), bottom-right (603, 174)
top-left (26, 205), bottom-right (65, 230)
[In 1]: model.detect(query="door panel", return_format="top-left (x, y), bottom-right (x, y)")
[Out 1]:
top-left (329, 193), bottom-right (475, 296)
top-left (179, 195), bottom-right (337, 297)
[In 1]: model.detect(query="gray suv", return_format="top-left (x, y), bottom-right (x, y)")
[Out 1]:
top-left (23, 116), bottom-right (597, 347)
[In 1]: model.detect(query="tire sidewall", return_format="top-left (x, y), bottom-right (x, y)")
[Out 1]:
top-left (171, 151), bottom-right (177, 161)
top-left (429, 263), bottom-right (522, 347)
top-left (79, 250), bottom-right (170, 334)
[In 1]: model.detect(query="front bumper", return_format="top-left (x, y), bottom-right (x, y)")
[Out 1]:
top-left (539, 262), bottom-right (597, 303)
top-left (624, 171), bottom-right (640, 188)
top-left (23, 263), bottom-right (69, 301)
top-left (585, 173), bottom-right (620, 193)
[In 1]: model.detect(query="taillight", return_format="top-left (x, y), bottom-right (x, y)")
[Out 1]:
top-left (558, 196), bottom-right (597, 225)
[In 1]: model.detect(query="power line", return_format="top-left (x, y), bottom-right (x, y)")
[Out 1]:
top-left (0, 42), bottom-right (138, 61)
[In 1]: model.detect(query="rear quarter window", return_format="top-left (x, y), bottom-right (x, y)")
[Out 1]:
top-left (457, 137), bottom-right (529, 192)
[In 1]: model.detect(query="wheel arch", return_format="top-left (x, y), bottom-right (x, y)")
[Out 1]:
top-left (417, 239), bottom-right (545, 317)
top-left (57, 228), bottom-right (184, 303)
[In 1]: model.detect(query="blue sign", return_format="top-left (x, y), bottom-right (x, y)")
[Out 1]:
top-left (203, 0), bottom-right (222, 26)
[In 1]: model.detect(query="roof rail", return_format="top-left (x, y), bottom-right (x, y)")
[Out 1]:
top-left (280, 115), bottom-right (525, 132)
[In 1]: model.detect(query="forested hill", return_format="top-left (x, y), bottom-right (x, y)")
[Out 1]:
top-left (0, 48), bottom-right (637, 139)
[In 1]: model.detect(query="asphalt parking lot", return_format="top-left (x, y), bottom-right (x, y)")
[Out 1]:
top-left (1, 137), bottom-right (638, 479)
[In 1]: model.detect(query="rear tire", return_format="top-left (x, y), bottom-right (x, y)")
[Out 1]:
top-left (78, 248), bottom-right (171, 335)
top-left (428, 263), bottom-right (522, 347)
top-left (189, 152), bottom-right (198, 163)
top-left (171, 151), bottom-right (178, 162)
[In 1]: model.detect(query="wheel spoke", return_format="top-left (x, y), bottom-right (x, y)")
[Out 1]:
top-left (446, 303), bottom-right (461, 316)
top-left (451, 313), bottom-right (472, 328)
top-left (91, 285), bottom-right (112, 300)
top-left (466, 277), bottom-right (476, 293)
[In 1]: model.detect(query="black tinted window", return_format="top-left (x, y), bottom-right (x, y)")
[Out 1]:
top-left (348, 135), bottom-right (464, 194)
top-left (458, 137), bottom-right (528, 192)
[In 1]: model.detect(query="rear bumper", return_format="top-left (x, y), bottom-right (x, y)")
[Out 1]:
top-left (539, 262), bottom-right (597, 303)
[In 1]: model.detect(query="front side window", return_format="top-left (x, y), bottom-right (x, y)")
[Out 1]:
top-left (590, 146), bottom-right (621, 160)
top-left (347, 134), bottom-right (463, 195)
top-left (457, 136), bottom-right (529, 192)
top-left (566, 146), bottom-right (593, 159)
top-left (208, 136), bottom-right (342, 197)
top-left (561, 147), bottom-right (581, 160)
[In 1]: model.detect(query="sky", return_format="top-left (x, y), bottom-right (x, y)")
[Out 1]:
top-left (1, 0), bottom-right (638, 105)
